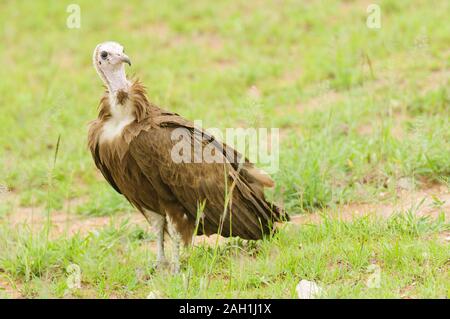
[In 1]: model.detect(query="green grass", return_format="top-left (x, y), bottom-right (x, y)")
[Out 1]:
top-left (0, 0), bottom-right (449, 298)
top-left (0, 212), bottom-right (448, 298)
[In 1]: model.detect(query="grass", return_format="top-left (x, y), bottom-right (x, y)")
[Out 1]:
top-left (0, 0), bottom-right (449, 298)
top-left (0, 212), bottom-right (447, 298)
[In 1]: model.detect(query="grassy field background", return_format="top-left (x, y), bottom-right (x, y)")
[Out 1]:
top-left (0, 0), bottom-right (449, 298)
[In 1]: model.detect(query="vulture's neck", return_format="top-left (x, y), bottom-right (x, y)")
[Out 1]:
top-left (99, 80), bottom-right (152, 124)
top-left (104, 65), bottom-right (130, 94)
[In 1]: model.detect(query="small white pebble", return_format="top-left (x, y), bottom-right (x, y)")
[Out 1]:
top-left (296, 280), bottom-right (323, 299)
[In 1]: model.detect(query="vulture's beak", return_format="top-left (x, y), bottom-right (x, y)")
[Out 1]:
top-left (120, 54), bottom-right (131, 66)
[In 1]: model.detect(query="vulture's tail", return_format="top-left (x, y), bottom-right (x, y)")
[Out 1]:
top-left (250, 197), bottom-right (290, 240)
top-left (218, 181), bottom-right (290, 241)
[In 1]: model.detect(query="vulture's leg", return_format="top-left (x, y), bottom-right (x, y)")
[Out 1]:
top-left (166, 215), bottom-right (182, 273)
top-left (164, 202), bottom-right (195, 273)
top-left (171, 234), bottom-right (181, 274)
top-left (143, 210), bottom-right (168, 269)
top-left (154, 215), bottom-right (167, 267)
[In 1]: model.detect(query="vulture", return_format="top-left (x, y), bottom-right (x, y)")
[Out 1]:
top-left (88, 41), bottom-right (288, 272)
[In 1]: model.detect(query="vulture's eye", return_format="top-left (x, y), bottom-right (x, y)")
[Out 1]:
top-left (100, 51), bottom-right (108, 59)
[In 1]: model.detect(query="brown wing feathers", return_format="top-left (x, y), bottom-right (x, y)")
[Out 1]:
top-left (88, 80), bottom-right (287, 241)
top-left (130, 115), bottom-right (285, 240)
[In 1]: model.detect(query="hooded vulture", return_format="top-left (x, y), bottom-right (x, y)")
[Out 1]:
top-left (88, 41), bottom-right (288, 272)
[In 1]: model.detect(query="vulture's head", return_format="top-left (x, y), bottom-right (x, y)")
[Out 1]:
top-left (93, 41), bottom-right (131, 92)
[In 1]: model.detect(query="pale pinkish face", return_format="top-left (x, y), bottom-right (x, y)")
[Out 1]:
top-left (93, 41), bottom-right (131, 72)
top-left (93, 41), bottom-right (132, 92)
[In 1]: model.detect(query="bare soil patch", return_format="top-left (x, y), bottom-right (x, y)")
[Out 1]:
top-left (2, 183), bottom-right (448, 246)
top-left (0, 276), bottom-right (22, 299)
top-left (1, 193), bottom-right (149, 239)
top-left (290, 183), bottom-right (449, 225)
top-left (7, 209), bottom-right (148, 239)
